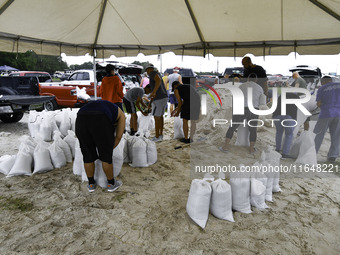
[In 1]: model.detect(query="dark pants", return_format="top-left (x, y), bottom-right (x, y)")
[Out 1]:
top-left (226, 107), bottom-right (259, 142)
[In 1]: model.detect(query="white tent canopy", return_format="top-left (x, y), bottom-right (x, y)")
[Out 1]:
top-left (0, 0), bottom-right (339, 58)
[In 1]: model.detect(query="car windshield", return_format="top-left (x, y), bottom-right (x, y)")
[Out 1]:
top-left (24, 73), bottom-right (51, 82)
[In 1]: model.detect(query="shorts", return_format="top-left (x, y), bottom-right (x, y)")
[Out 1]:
top-left (152, 97), bottom-right (168, 117)
top-left (123, 97), bottom-right (136, 114)
top-left (75, 112), bottom-right (115, 164)
top-left (169, 94), bottom-right (178, 104)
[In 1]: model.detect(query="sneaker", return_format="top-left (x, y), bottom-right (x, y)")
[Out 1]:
top-left (151, 136), bottom-right (162, 142)
top-left (328, 157), bottom-right (337, 163)
top-left (281, 154), bottom-right (293, 159)
top-left (107, 180), bottom-right (122, 192)
top-left (159, 135), bottom-right (163, 141)
top-left (87, 183), bottom-right (96, 193)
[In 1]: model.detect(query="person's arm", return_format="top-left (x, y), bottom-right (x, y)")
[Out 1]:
top-left (114, 108), bottom-right (125, 148)
top-left (317, 101), bottom-right (321, 107)
top-left (140, 78), bottom-right (144, 87)
top-left (150, 74), bottom-right (161, 99)
top-left (136, 96), bottom-right (149, 116)
top-left (178, 75), bottom-right (183, 84)
top-left (117, 77), bottom-right (124, 99)
top-left (171, 89), bottom-right (182, 117)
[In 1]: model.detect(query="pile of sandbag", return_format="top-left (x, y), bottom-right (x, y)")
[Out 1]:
top-left (0, 131), bottom-right (77, 177)
top-left (28, 108), bottom-right (78, 141)
top-left (186, 149), bottom-right (282, 229)
top-left (125, 112), bottom-right (155, 137)
top-left (73, 132), bottom-right (158, 188)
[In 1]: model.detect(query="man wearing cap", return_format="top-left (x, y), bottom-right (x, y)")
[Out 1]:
top-left (145, 64), bottom-right (168, 142)
top-left (164, 67), bottom-right (183, 113)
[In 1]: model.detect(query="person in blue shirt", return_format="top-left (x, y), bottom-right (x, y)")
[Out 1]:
top-left (313, 76), bottom-right (340, 163)
top-left (75, 100), bottom-right (125, 192)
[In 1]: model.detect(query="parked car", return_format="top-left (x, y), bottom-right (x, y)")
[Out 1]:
top-left (9, 71), bottom-right (53, 82)
top-left (219, 67), bottom-right (244, 83)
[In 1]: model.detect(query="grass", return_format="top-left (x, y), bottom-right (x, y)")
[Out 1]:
top-left (0, 196), bottom-right (33, 212)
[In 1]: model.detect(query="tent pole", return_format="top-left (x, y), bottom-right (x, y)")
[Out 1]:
top-left (93, 49), bottom-right (97, 101)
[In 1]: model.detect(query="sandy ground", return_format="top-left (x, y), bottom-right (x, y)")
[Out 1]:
top-left (0, 106), bottom-right (339, 254)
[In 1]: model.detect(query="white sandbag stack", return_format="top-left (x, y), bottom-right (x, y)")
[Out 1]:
top-left (0, 155), bottom-right (16, 175)
top-left (112, 138), bottom-right (124, 177)
top-left (33, 139), bottom-right (54, 174)
top-left (260, 151), bottom-right (274, 202)
top-left (73, 139), bottom-right (84, 176)
top-left (210, 179), bottom-right (234, 222)
top-left (230, 170), bottom-right (252, 213)
top-left (173, 117), bottom-right (184, 139)
top-left (186, 179), bottom-right (212, 229)
top-left (145, 138), bottom-right (157, 166)
top-left (63, 130), bottom-right (77, 158)
top-left (294, 131), bottom-right (318, 166)
top-left (53, 132), bottom-right (73, 163)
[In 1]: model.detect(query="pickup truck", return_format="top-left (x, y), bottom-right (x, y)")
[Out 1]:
top-left (0, 76), bottom-right (54, 123)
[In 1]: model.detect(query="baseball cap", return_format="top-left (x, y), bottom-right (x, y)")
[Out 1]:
top-left (145, 64), bottom-right (155, 71)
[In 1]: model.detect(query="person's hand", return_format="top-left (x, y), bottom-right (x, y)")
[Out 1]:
top-left (150, 92), bottom-right (156, 99)
top-left (142, 110), bottom-right (149, 116)
top-left (234, 77), bottom-right (240, 82)
top-left (304, 121), bottom-right (309, 131)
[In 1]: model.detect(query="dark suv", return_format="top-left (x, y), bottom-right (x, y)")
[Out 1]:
top-left (219, 67), bottom-right (244, 83)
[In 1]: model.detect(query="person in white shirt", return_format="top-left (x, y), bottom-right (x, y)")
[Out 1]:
top-left (219, 73), bottom-right (264, 154)
top-left (164, 67), bottom-right (183, 113)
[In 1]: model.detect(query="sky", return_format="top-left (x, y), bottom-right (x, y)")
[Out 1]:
top-left (62, 52), bottom-right (340, 76)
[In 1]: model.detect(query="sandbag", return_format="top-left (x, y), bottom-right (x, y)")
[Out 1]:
top-left (130, 138), bottom-right (148, 168)
top-left (186, 179), bottom-right (212, 229)
top-left (210, 179), bottom-right (234, 222)
top-left (59, 110), bottom-right (72, 137)
top-left (235, 125), bottom-right (250, 146)
top-left (39, 114), bottom-right (53, 141)
top-left (145, 139), bottom-right (157, 166)
top-left (230, 171), bottom-right (252, 213)
top-left (54, 132), bottom-right (73, 163)
top-left (125, 114), bottom-right (131, 131)
top-left (18, 135), bottom-right (36, 156)
top-left (33, 140), bottom-right (54, 174)
top-left (265, 146), bottom-right (282, 192)
top-left (122, 134), bottom-right (130, 163)
top-left (295, 131), bottom-right (317, 166)
top-left (174, 117), bottom-right (184, 139)
top-left (250, 177), bottom-right (268, 210)
top-left (260, 151), bottom-right (274, 202)
top-left (76, 86), bottom-right (90, 100)
top-left (73, 139), bottom-right (84, 176)
top-left (28, 110), bottom-right (40, 138)
top-left (48, 142), bottom-right (67, 168)
top-left (127, 135), bottom-right (139, 164)
top-left (63, 130), bottom-right (77, 158)
top-left (112, 138), bottom-right (124, 177)
top-left (81, 159), bottom-right (108, 188)
top-left (0, 155), bottom-right (16, 175)
top-left (138, 112), bottom-right (153, 134)
top-left (7, 151), bottom-right (33, 177)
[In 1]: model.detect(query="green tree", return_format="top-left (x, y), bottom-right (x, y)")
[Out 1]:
top-left (69, 62), bottom-right (93, 70)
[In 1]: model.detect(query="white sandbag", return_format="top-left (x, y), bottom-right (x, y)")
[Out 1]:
top-left (54, 133), bottom-right (73, 163)
top-left (265, 146), bottom-right (282, 192)
top-left (210, 179), bottom-right (234, 222)
top-left (235, 125), bottom-right (250, 146)
top-left (69, 109), bottom-right (79, 132)
top-left (48, 142), bottom-right (67, 168)
top-left (145, 139), bottom-right (157, 166)
top-left (39, 114), bottom-right (53, 141)
top-left (173, 117), bottom-right (184, 139)
top-left (260, 151), bottom-right (274, 202)
top-left (0, 155), bottom-right (16, 175)
top-left (81, 159), bottom-right (108, 188)
top-left (33, 140), bottom-right (54, 174)
top-left (59, 111), bottom-right (72, 137)
top-left (76, 86), bottom-right (91, 100)
top-left (63, 130), bottom-right (77, 158)
top-left (250, 177), bottom-right (268, 210)
top-left (130, 138), bottom-right (148, 168)
top-left (127, 135), bottom-right (139, 163)
top-left (28, 110), bottom-right (40, 138)
top-left (73, 139), bottom-right (84, 176)
top-left (230, 171), bottom-right (252, 213)
top-left (18, 135), bottom-right (36, 155)
top-left (113, 138), bottom-right (124, 177)
top-left (186, 179), bottom-right (212, 229)
top-left (295, 131), bottom-right (317, 166)
top-left (290, 134), bottom-right (302, 159)
top-left (122, 133), bottom-right (130, 163)
top-left (138, 112), bottom-right (153, 133)
top-left (7, 151), bottom-right (33, 177)
top-left (125, 114), bottom-right (131, 131)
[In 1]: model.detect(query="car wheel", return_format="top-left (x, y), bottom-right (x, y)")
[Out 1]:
top-left (44, 99), bottom-right (58, 111)
top-left (0, 112), bottom-right (24, 123)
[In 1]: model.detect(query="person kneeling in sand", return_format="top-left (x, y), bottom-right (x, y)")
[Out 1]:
top-left (171, 81), bottom-right (201, 143)
top-left (123, 85), bottom-right (152, 135)
top-left (75, 100), bottom-right (125, 193)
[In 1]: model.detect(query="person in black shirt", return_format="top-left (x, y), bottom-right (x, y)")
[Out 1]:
top-left (242, 56), bottom-right (268, 95)
top-left (171, 81), bottom-right (201, 143)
